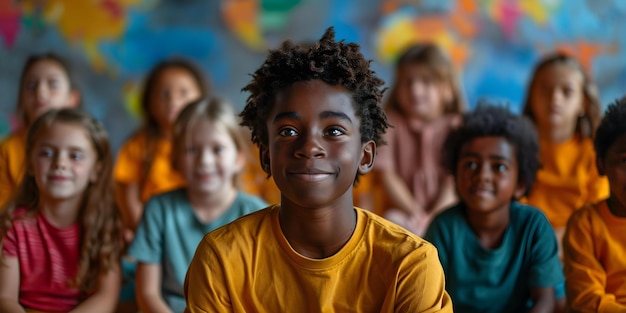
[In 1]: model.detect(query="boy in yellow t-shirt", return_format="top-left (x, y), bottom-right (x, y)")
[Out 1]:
top-left (184, 27), bottom-right (452, 312)
top-left (563, 97), bottom-right (626, 312)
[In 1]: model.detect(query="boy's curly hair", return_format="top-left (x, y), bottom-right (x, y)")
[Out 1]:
top-left (240, 27), bottom-right (389, 153)
top-left (442, 104), bottom-right (541, 197)
top-left (595, 96), bottom-right (626, 160)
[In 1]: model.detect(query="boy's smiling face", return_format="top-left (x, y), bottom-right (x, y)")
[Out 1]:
top-left (456, 136), bottom-right (525, 215)
top-left (261, 79), bottom-right (375, 209)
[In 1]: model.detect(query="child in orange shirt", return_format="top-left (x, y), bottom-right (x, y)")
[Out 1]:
top-left (372, 43), bottom-right (465, 235)
top-left (521, 52), bottom-right (609, 257)
top-left (0, 53), bottom-right (81, 208)
top-left (114, 59), bottom-right (210, 241)
top-left (563, 97), bottom-right (626, 312)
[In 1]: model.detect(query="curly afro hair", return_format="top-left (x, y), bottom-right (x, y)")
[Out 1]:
top-left (595, 96), bottom-right (626, 160)
top-left (240, 27), bottom-right (389, 150)
top-left (443, 104), bottom-right (541, 197)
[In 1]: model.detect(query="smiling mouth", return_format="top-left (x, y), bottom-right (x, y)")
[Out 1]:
top-left (288, 169), bottom-right (334, 182)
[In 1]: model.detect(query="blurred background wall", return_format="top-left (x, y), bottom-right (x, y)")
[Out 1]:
top-left (1, 0), bottom-right (625, 152)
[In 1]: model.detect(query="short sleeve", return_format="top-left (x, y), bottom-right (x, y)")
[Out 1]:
top-left (128, 197), bottom-right (165, 263)
top-left (395, 243), bottom-right (453, 312)
top-left (2, 221), bottom-right (18, 257)
top-left (527, 212), bottom-right (564, 288)
top-left (184, 238), bottom-right (232, 312)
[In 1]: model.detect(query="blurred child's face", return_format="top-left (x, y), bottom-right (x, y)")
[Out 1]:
top-left (31, 122), bottom-right (99, 205)
top-left (179, 119), bottom-right (244, 196)
top-left (396, 64), bottom-right (451, 122)
top-left (598, 134), bottom-right (626, 214)
top-left (20, 60), bottom-right (78, 124)
top-left (530, 64), bottom-right (585, 132)
top-left (150, 67), bottom-right (202, 131)
top-left (262, 79), bottom-right (374, 208)
top-left (456, 136), bottom-right (525, 214)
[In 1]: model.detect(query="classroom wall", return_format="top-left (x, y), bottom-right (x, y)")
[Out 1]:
top-left (1, 0), bottom-right (625, 153)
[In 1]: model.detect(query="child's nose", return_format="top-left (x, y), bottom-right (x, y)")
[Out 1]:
top-left (476, 163), bottom-right (493, 181)
top-left (52, 154), bottom-right (68, 169)
top-left (199, 148), bottom-right (215, 165)
top-left (294, 133), bottom-right (325, 159)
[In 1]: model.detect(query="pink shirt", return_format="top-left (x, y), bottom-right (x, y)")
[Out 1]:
top-left (375, 110), bottom-right (459, 213)
top-left (2, 208), bottom-right (82, 312)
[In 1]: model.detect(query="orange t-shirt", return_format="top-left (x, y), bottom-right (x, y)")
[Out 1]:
top-left (563, 200), bottom-right (626, 311)
top-left (0, 129), bottom-right (27, 208)
top-left (523, 136), bottom-right (609, 228)
top-left (114, 131), bottom-right (186, 203)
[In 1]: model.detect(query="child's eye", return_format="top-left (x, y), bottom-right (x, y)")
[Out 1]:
top-left (186, 146), bottom-right (198, 154)
top-left (69, 151), bottom-right (84, 161)
top-left (325, 127), bottom-right (345, 137)
top-left (494, 163), bottom-right (508, 172)
top-left (48, 79), bottom-right (60, 89)
top-left (213, 146), bottom-right (224, 154)
top-left (278, 128), bottom-right (298, 137)
top-left (26, 81), bottom-right (38, 91)
top-left (39, 149), bottom-right (54, 158)
top-left (464, 161), bottom-right (478, 170)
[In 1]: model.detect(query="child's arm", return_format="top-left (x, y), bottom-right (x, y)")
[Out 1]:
top-left (68, 263), bottom-right (121, 313)
top-left (426, 175), bottom-right (457, 217)
top-left (114, 182), bottom-right (143, 240)
top-left (0, 256), bottom-right (27, 313)
top-left (377, 170), bottom-right (423, 216)
top-left (528, 287), bottom-right (555, 313)
top-left (136, 263), bottom-right (172, 313)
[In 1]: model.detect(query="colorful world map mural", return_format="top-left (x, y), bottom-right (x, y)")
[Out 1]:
top-left (1, 0), bottom-right (625, 152)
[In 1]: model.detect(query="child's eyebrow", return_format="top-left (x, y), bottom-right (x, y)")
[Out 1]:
top-left (272, 111), bottom-right (353, 124)
top-left (320, 111), bottom-right (353, 124)
top-left (273, 112), bottom-right (300, 123)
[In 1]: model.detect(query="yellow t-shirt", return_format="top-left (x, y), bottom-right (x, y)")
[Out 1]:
top-left (524, 137), bottom-right (609, 228)
top-left (563, 200), bottom-right (626, 312)
top-left (184, 205), bottom-right (452, 313)
top-left (114, 131), bottom-right (185, 203)
top-left (0, 129), bottom-right (27, 208)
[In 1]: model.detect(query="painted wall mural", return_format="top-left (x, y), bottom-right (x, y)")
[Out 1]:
top-left (1, 0), bottom-right (625, 152)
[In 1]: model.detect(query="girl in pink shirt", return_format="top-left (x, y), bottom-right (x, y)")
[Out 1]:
top-left (372, 43), bottom-right (465, 235)
top-left (0, 108), bottom-right (124, 313)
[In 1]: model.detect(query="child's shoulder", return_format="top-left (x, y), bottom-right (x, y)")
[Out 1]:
top-left (567, 200), bottom-right (606, 225)
top-left (0, 129), bottom-right (26, 151)
top-left (235, 191), bottom-right (269, 208)
top-left (204, 205), bottom-right (274, 240)
top-left (359, 208), bottom-right (436, 251)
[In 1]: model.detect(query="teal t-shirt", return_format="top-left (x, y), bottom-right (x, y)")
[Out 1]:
top-left (128, 188), bottom-right (267, 313)
top-left (424, 201), bottom-right (564, 313)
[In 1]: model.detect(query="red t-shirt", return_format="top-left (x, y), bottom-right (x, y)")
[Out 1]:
top-left (2, 208), bottom-right (82, 312)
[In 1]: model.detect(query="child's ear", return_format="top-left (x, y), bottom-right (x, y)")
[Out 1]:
top-left (68, 90), bottom-right (81, 108)
top-left (259, 144), bottom-right (271, 176)
top-left (596, 156), bottom-right (606, 176)
top-left (357, 141), bottom-right (376, 175)
top-left (513, 183), bottom-right (527, 200)
top-left (234, 151), bottom-right (246, 173)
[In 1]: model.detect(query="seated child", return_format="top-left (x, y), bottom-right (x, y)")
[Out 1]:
top-left (563, 97), bottom-right (626, 312)
top-left (183, 27), bottom-right (452, 312)
top-left (425, 104), bottom-right (564, 313)
top-left (0, 108), bottom-right (124, 312)
top-left (128, 98), bottom-right (267, 313)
